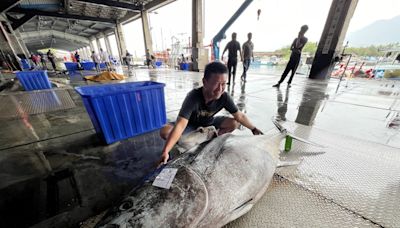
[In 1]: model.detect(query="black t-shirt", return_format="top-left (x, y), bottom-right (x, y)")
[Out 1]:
top-left (179, 87), bottom-right (239, 126)
top-left (291, 36), bottom-right (308, 55)
top-left (225, 41), bottom-right (241, 60)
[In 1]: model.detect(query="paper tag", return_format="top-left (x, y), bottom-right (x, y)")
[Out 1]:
top-left (152, 168), bottom-right (178, 189)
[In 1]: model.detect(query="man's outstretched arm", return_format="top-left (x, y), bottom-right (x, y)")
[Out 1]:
top-left (159, 117), bottom-right (189, 165)
top-left (232, 111), bottom-right (263, 135)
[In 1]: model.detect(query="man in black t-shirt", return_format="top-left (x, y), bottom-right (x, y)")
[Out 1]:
top-left (241, 32), bottom-right (254, 82)
top-left (159, 62), bottom-right (263, 165)
top-left (273, 25), bottom-right (308, 88)
top-left (222, 33), bottom-right (242, 85)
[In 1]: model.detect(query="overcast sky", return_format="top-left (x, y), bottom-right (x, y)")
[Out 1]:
top-left (122, 0), bottom-right (400, 57)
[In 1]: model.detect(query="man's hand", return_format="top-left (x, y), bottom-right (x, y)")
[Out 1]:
top-left (158, 152), bottom-right (169, 168)
top-left (251, 127), bottom-right (264, 135)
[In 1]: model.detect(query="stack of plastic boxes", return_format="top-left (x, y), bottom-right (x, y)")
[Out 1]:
top-left (75, 81), bottom-right (167, 144)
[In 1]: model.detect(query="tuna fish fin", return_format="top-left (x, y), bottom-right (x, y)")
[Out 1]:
top-left (277, 159), bottom-right (303, 167)
top-left (287, 133), bottom-right (325, 148)
top-left (272, 119), bottom-right (287, 133)
top-left (271, 118), bottom-right (324, 148)
top-left (224, 200), bottom-right (254, 225)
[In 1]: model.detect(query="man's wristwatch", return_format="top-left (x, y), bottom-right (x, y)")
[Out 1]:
top-left (251, 127), bottom-right (257, 134)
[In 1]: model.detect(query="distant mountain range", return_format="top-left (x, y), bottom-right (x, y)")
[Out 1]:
top-left (346, 15), bottom-right (400, 47)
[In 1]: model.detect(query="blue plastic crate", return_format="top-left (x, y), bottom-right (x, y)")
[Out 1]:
top-left (81, 62), bottom-right (95, 70)
top-left (180, 63), bottom-right (189, 71)
top-left (99, 63), bottom-right (107, 69)
top-left (20, 59), bottom-right (30, 70)
top-left (155, 61), bottom-right (162, 67)
top-left (75, 81), bottom-right (167, 144)
top-left (16, 70), bottom-right (52, 91)
top-left (64, 62), bottom-right (79, 73)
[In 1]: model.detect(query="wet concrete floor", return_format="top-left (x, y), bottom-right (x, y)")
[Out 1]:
top-left (0, 66), bottom-right (399, 227)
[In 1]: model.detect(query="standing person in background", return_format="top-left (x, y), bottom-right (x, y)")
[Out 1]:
top-left (145, 49), bottom-right (152, 68)
top-left (273, 25), bottom-right (308, 88)
top-left (30, 53), bottom-right (39, 67)
top-left (39, 53), bottom-right (46, 69)
top-left (47, 49), bottom-right (57, 71)
top-left (91, 51), bottom-right (101, 72)
top-left (75, 51), bottom-right (81, 69)
top-left (222, 32), bottom-right (242, 85)
top-left (150, 53), bottom-right (156, 68)
top-left (100, 48), bottom-right (111, 71)
top-left (125, 51), bottom-right (133, 71)
top-left (241, 32), bottom-right (254, 82)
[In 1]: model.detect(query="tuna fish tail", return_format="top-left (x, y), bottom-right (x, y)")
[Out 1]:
top-left (272, 118), bottom-right (324, 148)
top-left (272, 119), bottom-right (287, 133)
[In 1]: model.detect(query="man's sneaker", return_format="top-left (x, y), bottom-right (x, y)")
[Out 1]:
top-left (272, 83), bottom-right (280, 87)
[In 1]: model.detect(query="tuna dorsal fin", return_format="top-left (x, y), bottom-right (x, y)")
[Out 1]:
top-left (287, 133), bottom-right (325, 148)
top-left (277, 159), bottom-right (303, 167)
top-left (272, 118), bottom-right (324, 148)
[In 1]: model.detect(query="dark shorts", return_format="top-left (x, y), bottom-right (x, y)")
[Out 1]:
top-left (170, 116), bottom-right (229, 135)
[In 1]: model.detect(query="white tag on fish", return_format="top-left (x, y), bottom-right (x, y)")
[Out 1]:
top-left (152, 168), bottom-right (178, 189)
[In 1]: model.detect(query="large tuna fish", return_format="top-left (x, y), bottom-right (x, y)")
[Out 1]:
top-left (96, 122), bottom-right (318, 227)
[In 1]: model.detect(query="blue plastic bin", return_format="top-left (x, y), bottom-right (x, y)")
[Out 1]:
top-left (180, 63), bottom-right (189, 71)
top-left (75, 81), bottom-right (167, 144)
top-left (155, 61), bottom-right (162, 67)
top-left (81, 62), bottom-right (95, 70)
top-left (16, 70), bottom-right (52, 91)
top-left (64, 62), bottom-right (79, 73)
top-left (20, 59), bottom-right (30, 70)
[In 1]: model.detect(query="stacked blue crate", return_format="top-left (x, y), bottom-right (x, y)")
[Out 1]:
top-left (64, 62), bottom-right (79, 73)
top-left (75, 81), bottom-right (167, 144)
top-left (20, 59), bottom-right (30, 70)
top-left (81, 62), bottom-right (95, 70)
top-left (16, 70), bottom-right (52, 91)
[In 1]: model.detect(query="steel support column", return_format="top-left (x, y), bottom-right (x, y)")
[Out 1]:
top-left (104, 35), bottom-right (112, 56)
top-left (192, 0), bottom-right (207, 71)
top-left (141, 10), bottom-right (153, 60)
top-left (309, 0), bottom-right (359, 79)
top-left (115, 22), bottom-right (127, 60)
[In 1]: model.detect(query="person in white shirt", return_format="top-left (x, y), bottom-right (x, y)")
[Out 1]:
top-left (91, 51), bottom-right (101, 72)
top-left (100, 48), bottom-right (111, 70)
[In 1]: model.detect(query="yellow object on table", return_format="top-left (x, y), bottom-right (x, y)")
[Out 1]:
top-left (84, 71), bottom-right (126, 82)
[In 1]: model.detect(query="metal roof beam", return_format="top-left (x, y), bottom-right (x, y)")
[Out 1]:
top-left (7, 13), bottom-right (36, 30)
top-left (1, 0), bottom-right (22, 14)
top-left (9, 8), bottom-right (116, 24)
top-left (20, 30), bottom-right (90, 45)
top-left (74, 0), bottom-right (142, 12)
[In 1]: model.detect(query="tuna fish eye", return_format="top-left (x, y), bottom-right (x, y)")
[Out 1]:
top-left (119, 200), bottom-right (133, 211)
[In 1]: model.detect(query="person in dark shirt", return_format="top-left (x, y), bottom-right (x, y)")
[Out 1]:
top-left (159, 61), bottom-right (263, 165)
top-left (273, 25), bottom-right (308, 88)
top-left (222, 32), bottom-right (242, 85)
top-left (241, 32), bottom-right (254, 82)
top-left (47, 49), bottom-right (57, 71)
top-left (39, 53), bottom-right (46, 69)
top-left (74, 51), bottom-right (80, 63)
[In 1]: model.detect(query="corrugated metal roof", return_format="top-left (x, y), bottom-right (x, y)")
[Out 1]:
top-left (19, 0), bottom-right (61, 11)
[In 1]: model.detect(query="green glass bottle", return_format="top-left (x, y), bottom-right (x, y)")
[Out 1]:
top-left (284, 135), bottom-right (292, 152)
